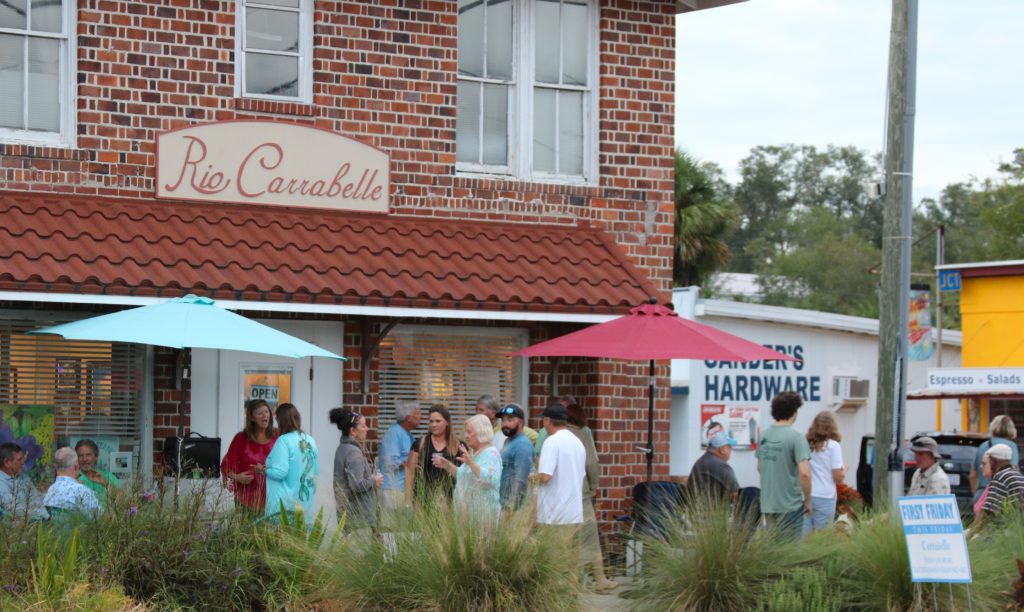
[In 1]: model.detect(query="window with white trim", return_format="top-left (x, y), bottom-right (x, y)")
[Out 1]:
top-left (0, 0), bottom-right (76, 146)
top-left (376, 326), bottom-right (528, 441)
top-left (236, 0), bottom-right (313, 102)
top-left (456, 0), bottom-right (597, 183)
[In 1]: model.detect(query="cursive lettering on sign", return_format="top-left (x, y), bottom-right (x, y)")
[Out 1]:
top-left (157, 121), bottom-right (390, 213)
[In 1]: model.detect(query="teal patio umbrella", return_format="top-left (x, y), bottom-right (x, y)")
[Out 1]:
top-left (30, 294), bottom-right (344, 360)
top-left (30, 294), bottom-right (345, 438)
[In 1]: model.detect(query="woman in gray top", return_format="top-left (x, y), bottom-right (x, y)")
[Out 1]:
top-left (329, 408), bottom-right (382, 533)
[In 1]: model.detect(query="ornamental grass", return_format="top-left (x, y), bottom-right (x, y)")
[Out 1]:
top-left (320, 491), bottom-right (582, 612)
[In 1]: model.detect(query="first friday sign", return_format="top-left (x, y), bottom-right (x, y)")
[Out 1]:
top-left (898, 495), bottom-right (972, 583)
top-left (156, 121), bottom-right (390, 213)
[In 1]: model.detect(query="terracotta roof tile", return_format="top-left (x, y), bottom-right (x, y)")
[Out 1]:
top-left (0, 191), bottom-right (658, 313)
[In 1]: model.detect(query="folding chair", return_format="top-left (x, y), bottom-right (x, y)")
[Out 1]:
top-left (614, 481), bottom-right (686, 575)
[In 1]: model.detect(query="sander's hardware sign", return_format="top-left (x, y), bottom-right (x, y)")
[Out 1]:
top-left (898, 495), bottom-right (971, 583)
top-left (157, 120), bottom-right (390, 213)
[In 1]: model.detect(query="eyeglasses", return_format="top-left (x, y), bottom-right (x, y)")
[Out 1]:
top-left (498, 405), bottom-right (520, 416)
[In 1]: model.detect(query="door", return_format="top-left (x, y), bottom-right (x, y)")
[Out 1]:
top-left (192, 319), bottom-right (343, 526)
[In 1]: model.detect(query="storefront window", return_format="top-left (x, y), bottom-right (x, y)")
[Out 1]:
top-left (376, 326), bottom-right (527, 438)
top-left (0, 320), bottom-right (142, 483)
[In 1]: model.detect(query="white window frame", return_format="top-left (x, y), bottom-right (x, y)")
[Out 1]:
top-left (0, 0), bottom-right (77, 147)
top-left (234, 0), bottom-right (313, 104)
top-left (456, 0), bottom-right (599, 185)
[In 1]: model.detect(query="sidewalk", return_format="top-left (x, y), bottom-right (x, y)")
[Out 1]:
top-left (579, 576), bottom-right (633, 611)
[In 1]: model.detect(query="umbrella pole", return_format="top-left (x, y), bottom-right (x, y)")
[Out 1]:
top-left (647, 359), bottom-right (654, 483)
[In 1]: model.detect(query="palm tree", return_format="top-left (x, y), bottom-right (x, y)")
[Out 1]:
top-left (673, 149), bottom-right (738, 287)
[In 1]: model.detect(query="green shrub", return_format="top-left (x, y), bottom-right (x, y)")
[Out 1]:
top-left (827, 512), bottom-right (1011, 611)
top-left (322, 494), bottom-right (581, 611)
top-left (759, 567), bottom-right (840, 612)
top-left (630, 497), bottom-right (829, 611)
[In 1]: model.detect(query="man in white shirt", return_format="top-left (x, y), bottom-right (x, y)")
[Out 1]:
top-left (44, 447), bottom-right (100, 516)
top-left (533, 402), bottom-right (585, 527)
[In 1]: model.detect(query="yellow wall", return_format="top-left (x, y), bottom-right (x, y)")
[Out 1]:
top-left (959, 274), bottom-right (1024, 367)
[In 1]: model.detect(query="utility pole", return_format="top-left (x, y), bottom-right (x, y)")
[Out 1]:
top-left (873, 0), bottom-right (918, 512)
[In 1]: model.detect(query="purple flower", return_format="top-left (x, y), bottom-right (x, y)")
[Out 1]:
top-left (181, 548), bottom-right (189, 558)
top-left (4, 585), bottom-right (16, 592)
top-left (232, 567), bottom-right (243, 578)
top-left (129, 505), bottom-right (138, 517)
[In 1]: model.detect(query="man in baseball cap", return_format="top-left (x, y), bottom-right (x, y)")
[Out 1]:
top-left (497, 403), bottom-right (533, 511)
top-left (688, 431), bottom-right (740, 503)
top-left (907, 437), bottom-right (951, 496)
top-left (978, 443), bottom-right (1024, 524)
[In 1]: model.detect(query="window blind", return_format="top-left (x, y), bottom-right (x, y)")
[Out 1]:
top-left (0, 319), bottom-right (142, 438)
top-left (376, 326), bottom-right (527, 439)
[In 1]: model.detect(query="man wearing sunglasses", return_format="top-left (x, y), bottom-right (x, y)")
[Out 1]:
top-left (498, 403), bottom-right (533, 511)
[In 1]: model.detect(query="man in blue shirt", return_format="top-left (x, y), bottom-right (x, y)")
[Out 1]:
top-left (498, 403), bottom-right (534, 510)
top-left (380, 401), bottom-right (420, 513)
top-left (0, 442), bottom-right (49, 521)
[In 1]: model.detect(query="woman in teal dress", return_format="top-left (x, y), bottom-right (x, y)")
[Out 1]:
top-left (75, 439), bottom-right (120, 504)
top-left (442, 414), bottom-right (501, 519)
top-left (261, 403), bottom-right (319, 523)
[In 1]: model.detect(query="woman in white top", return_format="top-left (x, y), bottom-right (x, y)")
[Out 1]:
top-left (804, 411), bottom-right (845, 535)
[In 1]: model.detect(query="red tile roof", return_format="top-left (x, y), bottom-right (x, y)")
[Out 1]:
top-left (0, 191), bottom-right (657, 313)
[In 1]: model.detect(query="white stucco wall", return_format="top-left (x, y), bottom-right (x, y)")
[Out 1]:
top-left (669, 288), bottom-right (963, 488)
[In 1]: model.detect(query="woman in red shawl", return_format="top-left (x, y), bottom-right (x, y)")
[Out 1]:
top-left (221, 399), bottom-right (278, 511)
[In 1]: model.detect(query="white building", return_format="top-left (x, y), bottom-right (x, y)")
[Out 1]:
top-left (670, 287), bottom-right (963, 487)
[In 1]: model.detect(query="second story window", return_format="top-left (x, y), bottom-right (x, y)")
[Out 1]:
top-left (0, 0), bottom-right (76, 146)
top-left (236, 0), bottom-right (312, 103)
top-left (457, 0), bottom-right (596, 184)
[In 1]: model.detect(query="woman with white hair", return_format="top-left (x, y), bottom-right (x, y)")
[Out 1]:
top-left (438, 413), bottom-right (502, 517)
top-left (970, 414), bottom-right (1020, 509)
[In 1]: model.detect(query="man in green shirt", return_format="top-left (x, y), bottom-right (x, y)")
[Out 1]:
top-left (755, 391), bottom-right (811, 541)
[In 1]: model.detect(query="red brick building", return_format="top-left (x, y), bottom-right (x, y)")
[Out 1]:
top-left (0, 1), bottom-right (738, 530)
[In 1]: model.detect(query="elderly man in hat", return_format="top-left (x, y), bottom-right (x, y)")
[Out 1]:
top-left (907, 437), bottom-right (950, 496)
top-left (977, 443), bottom-right (1024, 525)
top-left (688, 431), bottom-right (740, 504)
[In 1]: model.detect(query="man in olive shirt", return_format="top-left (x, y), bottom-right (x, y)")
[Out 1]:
top-left (756, 391), bottom-right (811, 541)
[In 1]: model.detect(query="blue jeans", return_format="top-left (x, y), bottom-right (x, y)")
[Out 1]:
top-left (802, 496), bottom-right (837, 535)
top-left (764, 509), bottom-right (804, 542)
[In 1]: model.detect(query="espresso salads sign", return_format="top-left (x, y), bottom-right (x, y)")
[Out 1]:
top-left (157, 121), bottom-right (390, 213)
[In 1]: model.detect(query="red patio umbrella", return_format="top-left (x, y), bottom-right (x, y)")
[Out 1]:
top-left (512, 300), bottom-right (799, 481)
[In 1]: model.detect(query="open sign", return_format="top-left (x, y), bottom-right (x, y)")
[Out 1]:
top-left (250, 385), bottom-right (279, 402)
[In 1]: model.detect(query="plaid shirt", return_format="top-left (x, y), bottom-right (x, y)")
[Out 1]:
top-left (908, 463), bottom-right (950, 496)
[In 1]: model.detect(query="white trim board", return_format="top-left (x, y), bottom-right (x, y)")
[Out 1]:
top-left (0, 291), bottom-right (618, 324)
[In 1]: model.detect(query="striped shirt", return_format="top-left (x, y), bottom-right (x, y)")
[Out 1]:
top-left (982, 466), bottom-right (1024, 515)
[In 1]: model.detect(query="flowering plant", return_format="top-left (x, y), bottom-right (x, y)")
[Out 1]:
top-left (836, 482), bottom-right (864, 517)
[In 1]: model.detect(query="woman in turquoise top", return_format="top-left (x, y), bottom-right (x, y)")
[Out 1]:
top-left (75, 439), bottom-right (120, 504)
top-left (443, 414), bottom-right (501, 518)
top-left (261, 403), bottom-right (319, 524)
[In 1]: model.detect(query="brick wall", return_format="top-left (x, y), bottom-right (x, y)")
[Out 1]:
top-left (0, 0), bottom-right (674, 294)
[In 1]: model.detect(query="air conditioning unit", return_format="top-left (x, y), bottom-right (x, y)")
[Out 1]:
top-left (833, 376), bottom-right (870, 407)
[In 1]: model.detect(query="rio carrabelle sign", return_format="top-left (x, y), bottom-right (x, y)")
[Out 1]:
top-left (156, 121), bottom-right (389, 213)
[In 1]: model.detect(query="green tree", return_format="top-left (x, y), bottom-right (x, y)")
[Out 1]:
top-left (673, 149), bottom-right (738, 287)
top-left (755, 207), bottom-right (882, 317)
top-left (917, 148), bottom-right (1024, 264)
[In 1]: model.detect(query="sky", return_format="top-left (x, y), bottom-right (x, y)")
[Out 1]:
top-left (675, 0), bottom-right (1024, 203)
